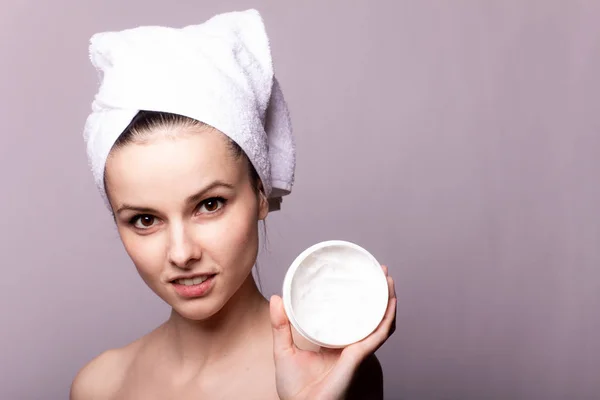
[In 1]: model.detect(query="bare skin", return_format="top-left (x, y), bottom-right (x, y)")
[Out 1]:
top-left (70, 126), bottom-right (396, 400)
top-left (72, 281), bottom-right (279, 399)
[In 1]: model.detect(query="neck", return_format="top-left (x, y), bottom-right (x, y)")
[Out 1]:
top-left (161, 273), bottom-right (270, 368)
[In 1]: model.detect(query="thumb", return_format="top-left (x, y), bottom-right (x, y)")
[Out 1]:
top-left (269, 295), bottom-right (296, 358)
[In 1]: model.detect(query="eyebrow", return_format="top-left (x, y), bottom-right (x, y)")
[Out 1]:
top-left (115, 180), bottom-right (235, 215)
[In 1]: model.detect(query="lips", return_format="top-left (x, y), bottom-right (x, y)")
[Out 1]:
top-left (169, 273), bottom-right (215, 284)
top-left (170, 274), bottom-right (216, 298)
top-left (173, 276), bottom-right (210, 286)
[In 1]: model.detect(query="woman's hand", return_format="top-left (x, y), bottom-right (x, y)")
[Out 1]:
top-left (269, 265), bottom-right (397, 400)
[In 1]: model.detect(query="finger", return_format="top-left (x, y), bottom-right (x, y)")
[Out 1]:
top-left (324, 296), bottom-right (398, 380)
top-left (269, 295), bottom-right (296, 358)
top-left (381, 265), bottom-right (388, 276)
top-left (390, 297), bottom-right (397, 336)
top-left (348, 297), bottom-right (397, 357)
top-left (388, 276), bottom-right (396, 299)
top-left (386, 275), bottom-right (397, 335)
top-left (375, 296), bottom-right (397, 343)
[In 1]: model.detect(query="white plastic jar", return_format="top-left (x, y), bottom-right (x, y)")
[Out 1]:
top-left (282, 240), bottom-right (389, 348)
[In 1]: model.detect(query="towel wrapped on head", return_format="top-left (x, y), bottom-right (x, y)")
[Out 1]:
top-left (83, 9), bottom-right (296, 211)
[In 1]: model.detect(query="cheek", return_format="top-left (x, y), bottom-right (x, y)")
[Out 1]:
top-left (201, 209), bottom-right (260, 273)
top-left (118, 229), bottom-right (165, 279)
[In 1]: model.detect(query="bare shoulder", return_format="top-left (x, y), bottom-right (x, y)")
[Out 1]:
top-left (346, 353), bottom-right (384, 400)
top-left (69, 341), bottom-right (142, 400)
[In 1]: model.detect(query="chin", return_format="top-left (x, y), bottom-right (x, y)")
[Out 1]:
top-left (172, 300), bottom-right (224, 321)
top-left (148, 274), bottom-right (252, 322)
top-left (165, 290), bottom-right (233, 321)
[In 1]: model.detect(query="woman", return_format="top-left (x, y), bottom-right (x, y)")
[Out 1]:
top-left (71, 9), bottom-right (396, 400)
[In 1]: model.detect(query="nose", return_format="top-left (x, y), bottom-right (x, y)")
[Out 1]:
top-left (167, 221), bottom-right (201, 269)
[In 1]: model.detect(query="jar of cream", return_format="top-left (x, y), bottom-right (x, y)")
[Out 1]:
top-left (282, 240), bottom-right (389, 348)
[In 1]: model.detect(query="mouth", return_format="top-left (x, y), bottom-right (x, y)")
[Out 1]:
top-left (172, 276), bottom-right (212, 286)
top-left (170, 274), bottom-right (217, 298)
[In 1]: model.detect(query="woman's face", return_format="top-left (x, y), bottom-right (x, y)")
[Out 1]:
top-left (104, 127), bottom-right (268, 320)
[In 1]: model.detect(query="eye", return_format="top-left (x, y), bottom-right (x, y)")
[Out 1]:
top-left (131, 215), bottom-right (158, 229)
top-left (198, 197), bottom-right (226, 214)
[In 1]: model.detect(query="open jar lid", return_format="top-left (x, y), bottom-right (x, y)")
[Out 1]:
top-left (282, 240), bottom-right (389, 348)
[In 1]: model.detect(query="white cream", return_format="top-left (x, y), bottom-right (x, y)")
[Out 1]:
top-left (284, 241), bottom-right (389, 348)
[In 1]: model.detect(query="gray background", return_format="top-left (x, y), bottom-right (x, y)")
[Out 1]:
top-left (1, 1), bottom-right (599, 399)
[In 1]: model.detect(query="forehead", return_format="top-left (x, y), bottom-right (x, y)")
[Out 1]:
top-left (105, 128), bottom-right (245, 207)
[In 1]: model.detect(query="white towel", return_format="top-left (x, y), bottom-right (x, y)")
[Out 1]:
top-left (83, 9), bottom-right (295, 211)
